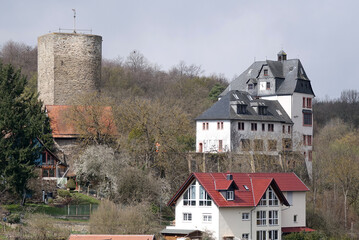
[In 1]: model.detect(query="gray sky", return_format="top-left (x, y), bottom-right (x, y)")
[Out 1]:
top-left (1, 0), bottom-right (358, 99)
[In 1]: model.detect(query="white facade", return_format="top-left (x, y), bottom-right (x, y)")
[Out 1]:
top-left (196, 120), bottom-right (231, 153)
top-left (262, 93), bottom-right (314, 173)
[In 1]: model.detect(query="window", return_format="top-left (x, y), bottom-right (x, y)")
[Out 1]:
top-left (283, 138), bottom-right (292, 150)
top-left (288, 125), bottom-right (291, 133)
top-left (202, 122), bottom-right (209, 130)
top-left (259, 192), bottom-right (267, 206)
top-left (268, 124), bottom-right (274, 132)
top-left (254, 139), bottom-right (264, 151)
top-left (268, 230), bottom-right (279, 240)
top-left (268, 140), bottom-right (277, 151)
top-left (218, 140), bottom-right (223, 152)
top-left (307, 98), bottom-right (312, 108)
top-left (258, 106), bottom-right (268, 115)
top-left (269, 210), bottom-right (279, 225)
top-left (183, 213), bottom-right (192, 221)
top-left (264, 69), bottom-right (268, 76)
top-left (217, 121), bottom-right (224, 130)
top-left (226, 191), bottom-right (234, 200)
top-left (257, 231), bottom-right (266, 240)
top-left (42, 168), bottom-right (55, 178)
top-left (251, 123), bottom-right (257, 131)
top-left (242, 213), bottom-right (250, 220)
top-left (266, 82), bottom-right (270, 89)
top-left (206, 122), bottom-right (209, 129)
top-left (199, 186), bottom-right (212, 206)
top-left (256, 211), bottom-right (266, 225)
top-left (308, 150), bottom-right (313, 161)
top-left (307, 135), bottom-right (312, 146)
top-left (238, 122), bottom-right (244, 130)
top-left (262, 123), bottom-right (265, 131)
top-left (237, 104), bottom-right (247, 114)
top-left (199, 143), bottom-right (203, 153)
top-left (294, 214), bottom-right (298, 222)
top-left (303, 97), bottom-right (306, 108)
top-left (268, 188), bottom-right (279, 206)
top-left (183, 182), bottom-right (196, 206)
top-left (303, 112), bottom-right (312, 126)
top-left (248, 84), bottom-right (254, 90)
top-left (203, 213), bottom-right (212, 222)
top-left (282, 125), bottom-right (285, 133)
top-left (242, 233), bottom-right (249, 240)
top-left (241, 139), bottom-right (251, 151)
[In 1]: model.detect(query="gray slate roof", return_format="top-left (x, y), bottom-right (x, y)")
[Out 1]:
top-left (221, 58), bottom-right (315, 97)
top-left (196, 90), bottom-right (292, 124)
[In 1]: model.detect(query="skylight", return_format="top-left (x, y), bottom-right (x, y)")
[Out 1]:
top-left (243, 185), bottom-right (249, 191)
top-left (276, 109), bottom-right (282, 115)
top-left (233, 94), bottom-right (239, 100)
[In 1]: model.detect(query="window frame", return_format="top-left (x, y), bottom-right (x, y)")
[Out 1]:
top-left (266, 81), bottom-right (270, 89)
top-left (183, 212), bottom-right (192, 222)
top-left (268, 230), bottom-right (279, 240)
top-left (269, 210), bottom-right (279, 225)
top-left (256, 211), bottom-right (266, 226)
top-left (202, 213), bottom-right (212, 222)
top-left (251, 123), bottom-right (257, 131)
top-left (238, 122), bottom-right (244, 131)
top-left (303, 112), bottom-right (312, 126)
top-left (226, 190), bottom-right (234, 201)
top-left (242, 212), bottom-right (250, 221)
top-left (268, 187), bottom-right (279, 206)
top-left (183, 182), bottom-right (196, 206)
top-left (268, 124), bottom-right (274, 132)
top-left (199, 186), bottom-right (212, 206)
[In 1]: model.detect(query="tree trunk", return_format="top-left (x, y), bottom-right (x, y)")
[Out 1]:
top-left (343, 188), bottom-right (348, 229)
top-left (21, 187), bottom-right (26, 206)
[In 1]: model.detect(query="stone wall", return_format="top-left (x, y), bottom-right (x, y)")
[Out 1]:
top-left (38, 33), bottom-right (102, 106)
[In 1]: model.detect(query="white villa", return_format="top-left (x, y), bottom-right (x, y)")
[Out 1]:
top-left (161, 172), bottom-right (313, 240)
top-left (196, 51), bottom-right (314, 174)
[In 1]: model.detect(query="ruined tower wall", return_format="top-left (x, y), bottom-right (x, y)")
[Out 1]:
top-left (38, 33), bottom-right (102, 105)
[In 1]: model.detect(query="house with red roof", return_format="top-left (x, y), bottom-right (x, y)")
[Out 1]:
top-left (161, 172), bottom-right (313, 240)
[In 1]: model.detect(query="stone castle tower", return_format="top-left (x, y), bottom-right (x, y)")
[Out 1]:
top-left (37, 32), bottom-right (102, 106)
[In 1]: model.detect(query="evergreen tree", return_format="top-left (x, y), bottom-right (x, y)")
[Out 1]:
top-left (0, 63), bottom-right (52, 205)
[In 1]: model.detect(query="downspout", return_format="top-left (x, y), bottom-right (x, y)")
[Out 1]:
top-left (250, 207), bottom-right (255, 240)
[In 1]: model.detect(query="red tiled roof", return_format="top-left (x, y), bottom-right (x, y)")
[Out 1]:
top-left (46, 105), bottom-right (117, 138)
top-left (68, 234), bottom-right (155, 240)
top-left (215, 179), bottom-right (235, 190)
top-left (282, 227), bottom-right (315, 233)
top-left (168, 172), bottom-right (308, 207)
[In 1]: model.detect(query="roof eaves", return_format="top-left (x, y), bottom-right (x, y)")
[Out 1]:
top-left (167, 174), bottom-right (195, 206)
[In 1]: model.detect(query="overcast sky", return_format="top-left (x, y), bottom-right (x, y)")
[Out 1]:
top-left (1, 0), bottom-right (358, 99)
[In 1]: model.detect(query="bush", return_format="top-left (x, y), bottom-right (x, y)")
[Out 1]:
top-left (66, 179), bottom-right (76, 190)
top-left (7, 213), bottom-right (20, 224)
top-left (57, 189), bottom-right (71, 198)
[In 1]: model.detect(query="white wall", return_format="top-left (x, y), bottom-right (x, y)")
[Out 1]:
top-left (196, 120), bottom-right (231, 152)
top-left (281, 191), bottom-right (306, 228)
top-left (218, 207), bottom-right (253, 240)
top-left (173, 180), bottom-right (220, 239)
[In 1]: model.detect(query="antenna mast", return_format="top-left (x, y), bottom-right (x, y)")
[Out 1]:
top-left (72, 9), bottom-right (76, 33)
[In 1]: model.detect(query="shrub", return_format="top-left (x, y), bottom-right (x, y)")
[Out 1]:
top-left (66, 179), bottom-right (76, 190)
top-left (57, 189), bottom-right (71, 198)
top-left (7, 213), bottom-right (20, 224)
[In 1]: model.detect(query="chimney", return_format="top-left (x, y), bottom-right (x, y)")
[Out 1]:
top-left (226, 174), bottom-right (233, 180)
top-left (277, 50), bottom-right (287, 61)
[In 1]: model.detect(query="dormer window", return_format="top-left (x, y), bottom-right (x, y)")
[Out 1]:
top-left (258, 106), bottom-right (268, 115)
top-left (237, 104), bottom-right (247, 114)
top-left (183, 182), bottom-right (196, 206)
top-left (264, 69), bottom-right (268, 76)
top-left (248, 84), bottom-right (254, 90)
top-left (226, 190), bottom-right (234, 200)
